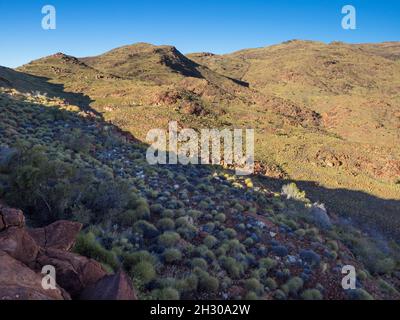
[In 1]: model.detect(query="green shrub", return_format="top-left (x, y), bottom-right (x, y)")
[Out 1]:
top-left (358, 270), bottom-right (369, 281)
top-left (194, 244), bottom-right (209, 257)
top-left (150, 203), bottom-right (164, 214)
top-left (133, 220), bottom-right (159, 238)
top-left (158, 231), bottom-right (181, 247)
top-left (348, 289), bottom-right (374, 300)
top-left (128, 197), bottom-right (150, 220)
top-left (123, 250), bottom-right (156, 271)
top-left (301, 289), bottom-right (323, 300)
top-left (198, 273), bottom-right (219, 293)
top-left (295, 229), bottom-right (306, 237)
top-left (117, 210), bottom-right (140, 227)
top-left (133, 261), bottom-right (156, 284)
top-left (191, 257), bottom-right (208, 269)
top-left (274, 289), bottom-right (287, 300)
top-left (244, 278), bottom-right (263, 295)
top-left (157, 218), bottom-right (175, 231)
top-left (243, 237), bottom-right (254, 247)
top-left (282, 277), bottom-right (304, 296)
top-left (177, 225), bottom-right (197, 240)
top-left (176, 216), bottom-right (191, 228)
top-left (178, 275), bottom-right (198, 293)
top-left (219, 256), bottom-right (243, 279)
top-left (265, 277), bottom-right (278, 290)
top-left (203, 235), bottom-right (218, 249)
top-left (188, 209), bottom-right (202, 220)
top-left (74, 232), bottom-right (118, 270)
top-left (153, 287), bottom-right (180, 300)
top-left (244, 291), bottom-right (258, 300)
top-left (370, 258), bottom-right (396, 275)
top-left (378, 279), bottom-right (399, 295)
top-left (163, 248), bottom-right (183, 263)
top-left (204, 249), bottom-right (216, 262)
top-left (259, 258), bottom-right (277, 271)
top-left (224, 228), bottom-right (237, 239)
top-left (327, 240), bottom-right (339, 252)
top-left (215, 213), bottom-right (226, 223)
top-left (161, 209), bottom-right (175, 218)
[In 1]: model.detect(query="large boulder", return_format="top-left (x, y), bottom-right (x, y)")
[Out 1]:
top-left (0, 250), bottom-right (69, 300)
top-left (0, 203), bottom-right (137, 300)
top-left (0, 227), bottom-right (39, 266)
top-left (0, 204), bottom-right (25, 229)
top-left (35, 248), bottom-right (108, 298)
top-left (80, 270), bottom-right (137, 300)
top-left (28, 220), bottom-right (82, 251)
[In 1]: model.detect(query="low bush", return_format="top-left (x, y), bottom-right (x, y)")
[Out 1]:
top-left (259, 258), bottom-right (277, 271)
top-left (215, 213), bottom-right (226, 223)
top-left (178, 275), bottom-right (198, 293)
top-left (265, 277), bottom-right (278, 290)
top-left (219, 256), bottom-right (244, 279)
top-left (152, 287), bottom-right (180, 300)
top-left (244, 278), bottom-right (263, 295)
top-left (282, 277), bottom-right (304, 296)
top-left (133, 261), bottom-right (157, 285)
top-left (133, 220), bottom-right (159, 238)
top-left (301, 289), bottom-right (323, 300)
top-left (74, 232), bottom-right (118, 270)
top-left (244, 291), bottom-right (258, 300)
top-left (347, 289), bottom-right (374, 300)
top-left (123, 250), bottom-right (156, 271)
top-left (198, 273), bottom-right (219, 293)
top-left (158, 231), bottom-right (181, 247)
top-left (203, 235), bottom-right (218, 249)
top-left (157, 218), bottom-right (175, 231)
top-left (163, 248), bottom-right (183, 263)
top-left (191, 258), bottom-right (208, 269)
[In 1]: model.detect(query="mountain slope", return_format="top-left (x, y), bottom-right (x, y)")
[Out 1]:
top-left (188, 41), bottom-right (400, 227)
top-left (1, 68), bottom-right (400, 300)
top-left (188, 40), bottom-right (400, 146)
top-left (14, 41), bottom-right (400, 241)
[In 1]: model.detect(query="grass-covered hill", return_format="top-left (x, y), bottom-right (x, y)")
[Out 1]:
top-left (15, 41), bottom-right (400, 241)
top-left (0, 66), bottom-right (400, 300)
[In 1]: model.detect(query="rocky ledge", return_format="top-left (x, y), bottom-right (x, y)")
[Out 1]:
top-left (0, 202), bottom-right (137, 300)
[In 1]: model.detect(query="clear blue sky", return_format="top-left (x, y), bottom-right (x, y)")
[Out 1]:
top-left (1, 0), bottom-right (399, 68)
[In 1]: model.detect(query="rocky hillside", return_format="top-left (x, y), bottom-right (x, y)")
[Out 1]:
top-left (1, 71), bottom-right (399, 300)
top-left (14, 41), bottom-right (400, 241)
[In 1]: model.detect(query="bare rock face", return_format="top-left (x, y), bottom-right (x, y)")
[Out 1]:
top-left (28, 220), bottom-right (82, 251)
top-left (0, 202), bottom-right (137, 300)
top-left (0, 204), bottom-right (25, 229)
top-left (0, 217), bottom-right (4, 231)
top-left (80, 270), bottom-right (137, 300)
top-left (35, 248), bottom-right (107, 298)
top-left (0, 251), bottom-right (68, 300)
top-left (0, 227), bottom-right (39, 266)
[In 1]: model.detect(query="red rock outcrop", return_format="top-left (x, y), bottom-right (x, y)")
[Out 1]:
top-left (35, 248), bottom-right (108, 298)
top-left (28, 220), bottom-right (82, 251)
top-left (0, 203), bottom-right (137, 300)
top-left (0, 250), bottom-right (69, 300)
top-left (80, 270), bottom-right (138, 300)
